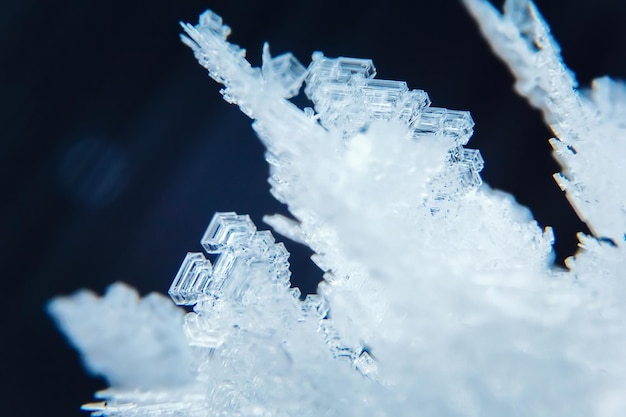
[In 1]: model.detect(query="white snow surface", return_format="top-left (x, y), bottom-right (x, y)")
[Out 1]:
top-left (49, 2), bottom-right (626, 416)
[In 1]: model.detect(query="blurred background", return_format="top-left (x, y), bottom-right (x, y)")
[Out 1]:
top-left (1, 0), bottom-right (626, 415)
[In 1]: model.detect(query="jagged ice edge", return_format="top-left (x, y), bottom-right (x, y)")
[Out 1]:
top-left (48, 4), bottom-right (626, 416)
top-left (463, 0), bottom-right (626, 243)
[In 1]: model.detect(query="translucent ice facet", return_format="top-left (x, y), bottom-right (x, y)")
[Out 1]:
top-left (263, 214), bottom-right (305, 245)
top-left (306, 54), bottom-right (376, 88)
top-left (464, 0), bottom-right (626, 241)
top-left (336, 57), bottom-right (376, 79)
top-left (172, 214), bottom-right (294, 312)
top-left (449, 146), bottom-right (484, 170)
top-left (410, 107), bottom-right (447, 137)
top-left (49, 6), bottom-right (626, 416)
top-left (201, 212), bottom-right (256, 253)
top-left (211, 250), bottom-right (237, 286)
top-left (301, 294), bottom-right (329, 319)
top-left (396, 89), bottom-right (431, 124)
top-left (304, 54), bottom-right (337, 89)
top-left (305, 54), bottom-right (440, 135)
top-left (361, 79), bottom-right (409, 119)
top-left (216, 256), bottom-right (251, 301)
top-left (183, 312), bottom-right (225, 348)
top-left (457, 164), bottom-right (483, 188)
top-left (198, 10), bottom-right (231, 39)
top-left (168, 252), bottom-right (213, 306)
top-left (262, 43), bottom-right (307, 98)
top-left (433, 144), bottom-right (485, 194)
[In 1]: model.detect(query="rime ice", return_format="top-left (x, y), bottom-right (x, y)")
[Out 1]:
top-left (48, 283), bottom-right (193, 389)
top-left (170, 212), bottom-right (292, 308)
top-left (50, 4), bottom-right (626, 417)
top-left (464, 0), bottom-right (626, 243)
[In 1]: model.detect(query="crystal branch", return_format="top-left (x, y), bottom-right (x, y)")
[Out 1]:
top-left (48, 6), bottom-right (626, 416)
top-left (463, 0), bottom-right (626, 242)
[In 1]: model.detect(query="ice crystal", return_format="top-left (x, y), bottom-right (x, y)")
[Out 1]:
top-left (50, 2), bottom-right (626, 416)
top-left (463, 0), bottom-right (626, 243)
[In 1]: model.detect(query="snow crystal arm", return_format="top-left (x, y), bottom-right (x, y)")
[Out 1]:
top-left (49, 6), bottom-right (626, 416)
top-left (464, 0), bottom-right (626, 242)
top-left (48, 283), bottom-right (193, 389)
top-left (461, 0), bottom-right (585, 140)
top-left (180, 11), bottom-right (329, 155)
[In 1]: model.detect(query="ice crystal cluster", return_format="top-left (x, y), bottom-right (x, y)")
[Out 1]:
top-left (50, 1), bottom-right (626, 416)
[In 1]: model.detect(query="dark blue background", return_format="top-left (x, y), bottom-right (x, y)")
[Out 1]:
top-left (1, 0), bottom-right (625, 415)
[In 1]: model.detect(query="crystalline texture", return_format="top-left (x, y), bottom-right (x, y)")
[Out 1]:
top-left (396, 89), bottom-right (431, 125)
top-left (361, 79), bottom-right (409, 119)
top-left (262, 43), bottom-right (307, 99)
top-left (449, 146), bottom-right (484, 188)
top-left (201, 212), bottom-right (256, 253)
top-left (168, 252), bottom-right (213, 306)
top-left (48, 4), bottom-right (626, 417)
top-left (48, 283), bottom-right (193, 389)
top-left (463, 0), bottom-right (626, 242)
top-left (198, 10), bottom-right (231, 39)
top-left (174, 9), bottom-right (623, 416)
top-left (178, 212), bottom-right (292, 308)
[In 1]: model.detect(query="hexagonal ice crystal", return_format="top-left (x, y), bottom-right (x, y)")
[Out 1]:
top-left (262, 43), bottom-right (307, 99)
top-left (396, 89), bottom-right (431, 125)
top-left (336, 57), bottom-right (376, 79)
top-left (250, 230), bottom-right (276, 254)
top-left (306, 54), bottom-right (376, 88)
top-left (168, 252), bottom-right (213, 305)
top-left (410, 107), bottom-right (447, 137)
top-left (211, 250), bottom-right (237, 286)
top-left (446, 146), bottom-right (484, 189)
top-left (197, 10), bottom-right (231, 39)
top-left (361, 79), bottom-right (409, 119)
top-left (201, 212), bottom-right (257, 254)
top-left (353, 351), bottom-right (377, 379)
top-left (301, 294), bottom-right (329, 319)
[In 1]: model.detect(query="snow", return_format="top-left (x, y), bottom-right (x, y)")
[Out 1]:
top-left (49, 3), bottom-right (626, 416)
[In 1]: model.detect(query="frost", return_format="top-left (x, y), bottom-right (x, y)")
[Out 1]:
top-left (48, 283), bottom-right (193, 389)
top-left (49, 3), bottom-right (626, 417)
top-left (463, 0), bottom-right (626, 243)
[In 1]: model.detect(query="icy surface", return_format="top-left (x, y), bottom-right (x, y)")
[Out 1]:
top-left (48, 283), bottom-right (193, 389)
top-left (49, 4), bottom-right (626, 417)
top-left (463, 0), bottom-right (626, 243)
